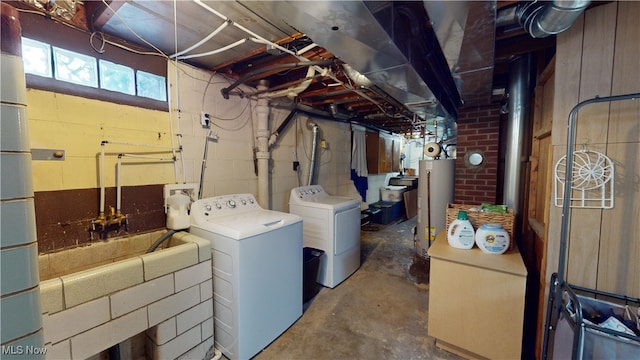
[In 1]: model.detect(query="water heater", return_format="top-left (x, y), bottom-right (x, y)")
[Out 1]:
top-left (416, 159), bottom-right (455, 259)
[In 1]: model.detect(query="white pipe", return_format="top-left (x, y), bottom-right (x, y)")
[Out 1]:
top-left (193, 0), bottom-right (312, 63)
top-left (255, 80), bottom-right (271, 208)
top-left (118, 154), bottom-right (175, 160)
top-left (100, 141), bottom-right (106, 217)
top-left (167, 63), bottom-right (186, 184)
top-left (258, 66), bottom-right (315, 99)
top-left (115, 153), bottom-right (176, 214)
top-left (343, 63), bottom-right (373, 87)
top-left (296, 43), bottom-right (318, 56)
top-left (170, 20), bottom-right (230, 58)
top-left (199, 134), bottom-right (211, 200)
top-left (171, 0), bottom-right (180, 184)
top-left (307, 124), bottom-right (319, 186)
top-left (117, 155), bottom-right (122, 213)
top-left (102, 140), bottom-right (179, 150)
top-left (248, 37), bottom-right (300, 60)
top-left (193, 0), bottom-right (295, 58)
top-left (177, 38), bottom-right (248, 60)
top-left (99, 140), bottom-right (177, 219)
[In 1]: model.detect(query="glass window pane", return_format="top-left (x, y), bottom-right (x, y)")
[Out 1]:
top-left (136, 70), bottom-right (167, 101)
top-left (53, 47), bottom-right (98, 87)
top-left (99, 59), bottom-right (135, 95)
top-left (21, 37), bottom-right (52, 78)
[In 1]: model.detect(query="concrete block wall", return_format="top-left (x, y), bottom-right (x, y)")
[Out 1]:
top-left (39, 232), bottom-right (213, 359)
top-left (171, 62), bottom-right (360, 212)
top-left (454, 105), bottom-right (502, 204)
top-left (24, 59), bottom-right (362, 253)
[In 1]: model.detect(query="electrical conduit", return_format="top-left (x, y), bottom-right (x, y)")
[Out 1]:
top-left (307, 122), bottom-right (319, 186)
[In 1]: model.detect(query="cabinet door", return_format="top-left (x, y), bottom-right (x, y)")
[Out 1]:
top-left (391, 139), bottom-right (401, 172)
top-left (429, 257), bottom-right (526, 359)
top-left (365, 132), bottom-right (397, 174)
top-left (366, 132), bottom-right (380, 174)
top-left (379, 136), bottom-right (392, 173)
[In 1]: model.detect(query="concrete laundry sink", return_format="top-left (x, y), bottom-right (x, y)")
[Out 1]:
top-left (37, 231), bottom-right (215, 359)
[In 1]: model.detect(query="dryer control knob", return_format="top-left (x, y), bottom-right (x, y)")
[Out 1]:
top-left (205, 204), bottom-right (212, 211)
top-left (215, 203), bottom-right (222, 210)
top-left (227, 200), bottom-right (236, 208)
top-left (241, 199), bottom-right (247, 205)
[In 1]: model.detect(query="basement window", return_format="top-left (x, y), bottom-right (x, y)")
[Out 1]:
top-left (21, 37), bottom-right (52, 78)
top-left (99, 59), bottom-right (135, 95)
top-left (24, 37), bottom-right (168, 102)
top-left (53, 46), bottom-right (99, 88)
top-left (136, 70), bottom-right (167, 102)
top-left (19, 13), bottom-right (168, 112)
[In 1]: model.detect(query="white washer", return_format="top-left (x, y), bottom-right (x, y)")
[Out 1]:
top-left (289, 185), bottom-right (361, 288)
top-left (190, 194), bottom-right (302, 360)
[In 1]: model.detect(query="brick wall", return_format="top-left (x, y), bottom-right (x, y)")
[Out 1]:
top-left (454, 104), bottom-right (501, 204)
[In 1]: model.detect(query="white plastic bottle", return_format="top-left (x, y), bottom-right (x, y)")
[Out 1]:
top-left (475, 223), bottom-right (510, 254)
top-left (447, 210), bottom-right (475, 249)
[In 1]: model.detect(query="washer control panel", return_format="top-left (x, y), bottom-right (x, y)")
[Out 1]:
top-left (291, 185), bottom-right (326, 201)
top-left (192, 193), bottom-right (260, 220)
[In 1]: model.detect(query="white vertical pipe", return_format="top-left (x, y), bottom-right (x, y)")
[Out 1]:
top-left (173, 0), bottom-right (186, 184)
top-left (307, 124), bottom-right (319, 185)
top-left (100, 141), bottom-right (106, 218)
top-left (116, 154), bottom-right (122, 213)
top-left (255, 80), bottom-right (271, 208)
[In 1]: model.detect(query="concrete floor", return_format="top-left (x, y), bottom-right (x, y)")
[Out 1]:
top-left (252, 217), bottom-right (464, 360)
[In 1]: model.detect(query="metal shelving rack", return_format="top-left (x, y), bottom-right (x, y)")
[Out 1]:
top-left (542, 93), bottom-right (640, 359)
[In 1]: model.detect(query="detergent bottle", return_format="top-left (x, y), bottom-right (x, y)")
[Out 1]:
top-left (475, 223), bottom-right (510, 254)
top-left (447, 210), bottom-right (475, 249)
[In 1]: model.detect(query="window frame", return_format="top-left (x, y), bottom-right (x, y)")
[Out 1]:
top-left (19, 11), bottom-right (169, 112)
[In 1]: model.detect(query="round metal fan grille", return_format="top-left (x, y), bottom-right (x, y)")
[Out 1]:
top-left (555, 150), bottom-right (613, 190)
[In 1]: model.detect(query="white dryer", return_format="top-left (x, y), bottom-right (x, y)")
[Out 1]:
top-left (190, 194), bottom-right (302, 360)
top-left (289, 185), bottom-right (361, 288)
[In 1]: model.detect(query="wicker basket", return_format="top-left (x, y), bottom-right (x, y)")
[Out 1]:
top-left (445, 204), bottom-right (515, 250)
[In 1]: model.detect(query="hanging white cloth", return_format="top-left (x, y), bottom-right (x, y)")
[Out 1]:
top-left (351, 125), bottom-right (368, 177)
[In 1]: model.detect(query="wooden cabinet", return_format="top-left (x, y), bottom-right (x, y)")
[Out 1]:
top-left (391, 138), bottom-right (401, 172)
top-left (427, 231), bottom-right (527, 359)
top-left (366, 132), bottom-right (401, 174)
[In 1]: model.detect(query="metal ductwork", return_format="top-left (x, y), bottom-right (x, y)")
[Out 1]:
top-left (503, 55), bottom-right (532, 220)
top-left (271, 1), bottom-right (462, 125)
top-left (497, 0), bottom-right (591, 38)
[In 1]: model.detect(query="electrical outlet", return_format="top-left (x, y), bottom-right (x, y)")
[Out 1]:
top-left (293, 161), bottom-right (300, 171)
top-left (200, 112), bottom-right (211, 128)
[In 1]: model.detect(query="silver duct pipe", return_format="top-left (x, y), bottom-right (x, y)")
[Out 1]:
top-left (497, 0), bottom-right (590, 38)
top-left (503, 55), bottom-right (532, 218)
